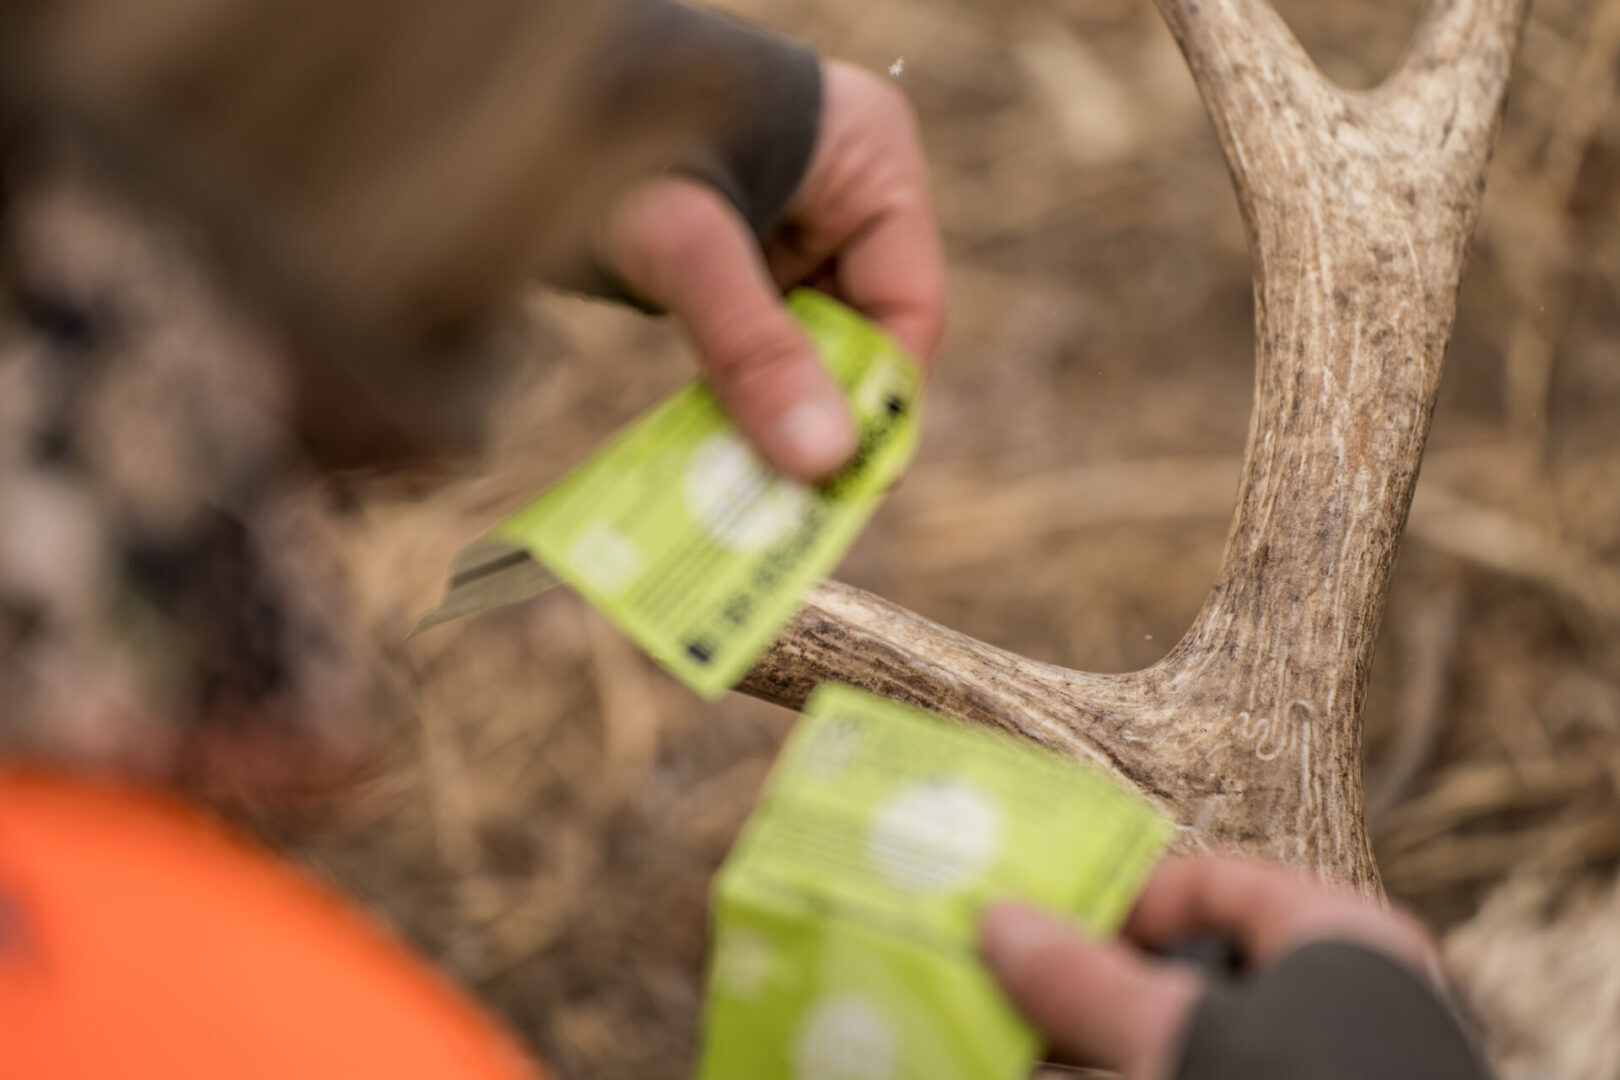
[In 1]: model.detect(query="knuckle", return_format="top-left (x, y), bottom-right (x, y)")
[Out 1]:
top-left (610, 180), bottom-right (729, 285)
top-left (1016, 946), bottom-right (1090, 1011)
top-left (653, 188), bottom-right (729, 264)
top-left (836, 58), bottom-right (920, 138)
top-left (866, 71), bottom-right (919, 131)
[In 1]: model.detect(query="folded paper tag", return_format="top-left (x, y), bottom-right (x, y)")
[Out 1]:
top-left (415, 290), bottom-right (921, 697)
top-left (698, 683), bottom-right (1173, 1080)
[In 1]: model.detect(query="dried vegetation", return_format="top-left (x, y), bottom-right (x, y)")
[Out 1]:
top-left (3, 0), bottom-right (1620, 1077)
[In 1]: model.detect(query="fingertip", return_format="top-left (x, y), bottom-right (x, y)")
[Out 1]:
top-left (766, 392), bottom-right (858, 480)
top-left (694, 305), bottom-right (859, 480)
top-left (979, 901), bottom-right (1089, 980)
top-left (979, 900), bottom-right (1036, 957)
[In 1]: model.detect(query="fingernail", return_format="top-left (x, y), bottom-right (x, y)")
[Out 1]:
top-left (980, 902), bottom-right (1074, 971)
top-left (771, 396), bottom-right (856, 478)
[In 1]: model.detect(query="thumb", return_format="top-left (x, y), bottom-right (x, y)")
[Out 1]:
top-left (980, 902), bottom-right (1203, 1078)
top-left (604, 178), bottom-right (857, 480)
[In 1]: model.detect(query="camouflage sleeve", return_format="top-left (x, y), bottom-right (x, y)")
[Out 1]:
top-left (2, 0), bottom-right (821, 333)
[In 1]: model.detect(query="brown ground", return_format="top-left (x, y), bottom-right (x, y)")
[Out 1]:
top-left (5, 1), bottom-right (1620, 1078)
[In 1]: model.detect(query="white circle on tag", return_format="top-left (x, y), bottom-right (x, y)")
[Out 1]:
top-left (793, 995), bottom-right (896, 1080)
top-left (866, 780), bottom-right (1002, 893)
top-left (684, 433), bottom-right (811, 552)
top-left (713, 929), bottom-right (775, 999)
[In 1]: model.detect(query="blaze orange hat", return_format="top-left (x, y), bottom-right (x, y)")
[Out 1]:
top-left (0, 769), bottom-right (542, 1080)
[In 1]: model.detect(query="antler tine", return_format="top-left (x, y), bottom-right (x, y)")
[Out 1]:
top-left (1379, 0), bottom-right (1530, 212)
top-left (1388, 0), bottom-right (1529, 104)
top-left (1150, 0), bottom-right (1338, 207)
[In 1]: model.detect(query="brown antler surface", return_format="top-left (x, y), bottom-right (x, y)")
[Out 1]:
top-left (741, 0), bottom-right (1528, 893)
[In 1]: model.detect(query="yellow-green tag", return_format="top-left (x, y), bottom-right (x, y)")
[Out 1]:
top-left (698, 684), bottom-right (1173, 1080)
top-left (489, 290), bottom-right (920, 698)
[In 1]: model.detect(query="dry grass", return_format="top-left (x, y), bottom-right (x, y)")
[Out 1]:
top-left (5, 1), bottom-right (1620, 1078)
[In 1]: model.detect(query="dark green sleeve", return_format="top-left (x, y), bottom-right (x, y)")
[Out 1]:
top-left (558, 0), bottom-right (822, 305)
top-left (1173, 942), bottom-right (1492, 1080)
top-left (612, 0), bottom-right (822, 240)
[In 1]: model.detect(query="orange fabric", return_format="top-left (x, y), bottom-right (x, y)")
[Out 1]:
top-left (0, 770), bottom-right (541, 1080)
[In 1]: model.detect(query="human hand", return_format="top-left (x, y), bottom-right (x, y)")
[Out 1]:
top-left (979, 854), bottom-right (1442, 1079)
top-left (602, 59), bottom-right (946, 481)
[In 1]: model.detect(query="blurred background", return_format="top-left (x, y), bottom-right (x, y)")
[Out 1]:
top-left (3, 0), bottom-right (1620, 1077)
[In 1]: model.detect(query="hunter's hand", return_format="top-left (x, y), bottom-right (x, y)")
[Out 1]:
top-left (603, 59), bottom-right (945, 481)
top-left (979, 855), bottom-right (1443, 1079)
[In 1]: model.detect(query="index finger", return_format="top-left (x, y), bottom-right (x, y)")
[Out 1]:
top-left (1124, 855), bottom-right (1439, 977)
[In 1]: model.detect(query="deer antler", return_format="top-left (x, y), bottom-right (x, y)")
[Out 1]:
top-left (741, 0), bottom-right (1528, 893)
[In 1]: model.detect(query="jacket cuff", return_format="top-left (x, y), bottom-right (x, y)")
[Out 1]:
top-left (1173, 940), bottom-right (1491, 1080)
top-left (574, 0), bottom-right (823, 310)
top-left (665, 5), bottom-right (822, 239)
